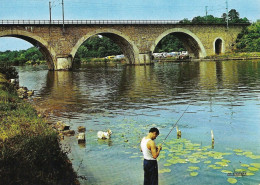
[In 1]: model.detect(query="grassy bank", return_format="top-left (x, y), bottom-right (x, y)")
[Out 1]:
top-left (77, 57), bottom-right (125, 64)
top-left (204, 52), bottom-right (260, 60)
top-left (0, 73), bottom-right (78, 184)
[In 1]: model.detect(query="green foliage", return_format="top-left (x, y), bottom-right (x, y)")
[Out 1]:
top-left (0, 64), bottom-right (18, 80)
top-left (236, 22), bottom-right (260, 52)
top-left (154, 34), bottom-right (185, 53)
top-left (180, 9), bottom-right (249, 24)
top-left (0, 75), bottom-right (78, 184)
top-left (0, 47), bottom-right (45, 66)
top-left (228, 9), bottom-right (239, 21)
top-left (74, 35), bottom-right (122, 63)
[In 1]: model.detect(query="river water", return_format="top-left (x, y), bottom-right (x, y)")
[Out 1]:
top-left (17, 60), bottom-right (260, 185)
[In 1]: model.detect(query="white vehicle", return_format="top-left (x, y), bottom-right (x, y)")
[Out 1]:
top-left (182, 51), bottom-right (189, 55)
top-left (115, 54), bottom-right (125, 59)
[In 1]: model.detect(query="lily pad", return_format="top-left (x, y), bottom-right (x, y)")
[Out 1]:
top-left (164, 163), bottom-right (172, 167)
top-left (246, 154), bottom-right (260, 159)
top-left (235, 169), bottom-right (246, 172)
top-left (215, 162), bottom-right (228, 167)
top-left (176, 158), bottom-right (188, 164)
top-left (204, 160), bottom-right (211, 164)
top-left (241, 164), bottom-right (249, 167)
top-left (157, 155), bottom-right (166, 160)
top-left (188, 166), bottom-right (200, 170)
top-left (221, 170), bottom-right (233, 173)
top-left (248, 167), bottom-right (259, 171)
top-left (208, 164), bottom-right (222, 169)
top-left (190, 172), bottom-right (198, 176)
top-left (188, 157), bottom-right (200, 163)
top-left (159, 168), bottom-right (171, 174)
top-left (245, 172), bottom-right (254, 176)
top-left (243, 151), bottom-right (253, 155)
top-left (221, 159), bottom-right (231, 163)
top-left (233, 149), bottom-right (243, 153)
top-left (250, 163), bottom-right (260, 168)
top-left (227, 178), bottom-right (237, 184)
top-left (212, 166), bottom-right (222, 169)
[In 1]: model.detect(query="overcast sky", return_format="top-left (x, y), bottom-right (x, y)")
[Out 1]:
top-left (0, 0), bottom-right (259, 51)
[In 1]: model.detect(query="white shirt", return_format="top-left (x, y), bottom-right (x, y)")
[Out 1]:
top-left (141, 137), bottom-right (156, 160)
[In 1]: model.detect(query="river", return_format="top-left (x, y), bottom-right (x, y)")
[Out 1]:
top-left (16, 60), bottom-right (260, 185)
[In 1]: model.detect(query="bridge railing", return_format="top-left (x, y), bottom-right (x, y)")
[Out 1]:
top-left (0, 20), bottom-right (251, 25)
top-left (0, 20), bottom-right (185, 25)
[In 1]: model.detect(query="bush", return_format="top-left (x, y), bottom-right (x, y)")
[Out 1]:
top-left (0, 75), bottom-right (78, 184)
top-left (0, 65), bottom-right (18, 80)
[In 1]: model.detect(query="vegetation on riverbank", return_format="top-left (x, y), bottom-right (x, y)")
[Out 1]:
top-left (0, 68), bottom-right (78, 184)
top-left (74, 35), bottom-right (122, 63)
top-left (0, 47), bottom-right (46, 66)
top-left (206, 22), bottom-right (260, 60)
top-left (79, 57), bottom-right (125, 64)
top-left (236, 22), bottom-right (260, 52)
top-left (204, 52), bottom-right (260, 61)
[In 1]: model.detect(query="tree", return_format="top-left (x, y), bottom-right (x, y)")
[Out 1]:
top-left (236, 22), bottom-right (260, 52)
top-left (222, 13), bottom-right (227, 22)
top-left (154, 34), bottom-right (185, 53)
top-left (228, 9), bottom-right (240, 22)
top-left (179, 18), bottom-right (191, 24)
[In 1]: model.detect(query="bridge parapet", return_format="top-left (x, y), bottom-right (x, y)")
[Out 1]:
top-left (0, 20), bottom-right (250, 25)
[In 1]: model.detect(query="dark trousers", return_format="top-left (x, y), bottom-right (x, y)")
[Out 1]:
top-left (143, 159), bottom-right (158, 185)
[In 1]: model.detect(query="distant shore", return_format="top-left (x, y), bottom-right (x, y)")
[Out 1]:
top-left (155, 52), bottom-right (260, 62)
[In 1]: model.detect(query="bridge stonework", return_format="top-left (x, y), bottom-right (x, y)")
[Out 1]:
top-left (0, 23), bottom-right (247, 70)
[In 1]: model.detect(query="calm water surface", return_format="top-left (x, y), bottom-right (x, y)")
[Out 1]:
top-left (17, 60), bottom-right (260, 185)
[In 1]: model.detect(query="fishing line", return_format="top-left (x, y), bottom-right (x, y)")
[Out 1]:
top-left (162, 104), bottom-right (190, 145)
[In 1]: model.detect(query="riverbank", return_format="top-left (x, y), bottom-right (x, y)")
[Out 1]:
top-left (154, 52), bottom-right (260, 63)
top-left (0, 73), bottom-right (78, 184)
top-left (203, 52), bottom-right (260, 61)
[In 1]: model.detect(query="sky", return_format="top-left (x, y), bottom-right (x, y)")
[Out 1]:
top-left (0, 0), bottom-right (260, 51)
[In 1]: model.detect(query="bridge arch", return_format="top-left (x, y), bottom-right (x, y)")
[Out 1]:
top-left (151, 28), bottom-right (207, 58)
top-left (0, 30), bottom-right (56, 70)
top-left (71, 29), bottom-right (140, 65)
top-left (214, 37), bottom-right (225, 55)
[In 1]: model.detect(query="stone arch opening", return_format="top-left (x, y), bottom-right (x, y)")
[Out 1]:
top-left (151, 28), bottom-right (207, 59)
top-left (0, 31), bottom-right (55, 70)
top-left (215, 38), bottom-right (222, 55)
top-left (71, 30), bottom-right (139, 65)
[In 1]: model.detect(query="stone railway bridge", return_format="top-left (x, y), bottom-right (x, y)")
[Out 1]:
top-left (0, 20), bottom-right (249, 70)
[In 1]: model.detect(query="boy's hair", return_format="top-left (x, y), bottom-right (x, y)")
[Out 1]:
top-left (149, 127), bottom-right (159, 135)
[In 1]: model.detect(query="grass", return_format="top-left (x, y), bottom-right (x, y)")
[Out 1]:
top-left (79, 57), bottom-right (125, 63)
top-left (205, 52), bottom-right (260, 60)
top-left (0, 73), bottom-right (78, 185)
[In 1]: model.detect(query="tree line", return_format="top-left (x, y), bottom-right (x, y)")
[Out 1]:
top-left (236, 22), bottom-right (260, 52)
top-left (0, 47), bottom-right (44, 66)
top-left (180, 9), bottom-right (250, 24)
top-left (73, 35), bottom-right (122, 63)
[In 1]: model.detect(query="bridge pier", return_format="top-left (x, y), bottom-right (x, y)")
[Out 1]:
top-left (55, 55), bottom-right (73, 70)
top-left (137, 53), bottom-right (153, 65)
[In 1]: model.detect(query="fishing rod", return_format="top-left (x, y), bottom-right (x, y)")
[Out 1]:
top-left (161, 104), bottom-right (190, 145)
